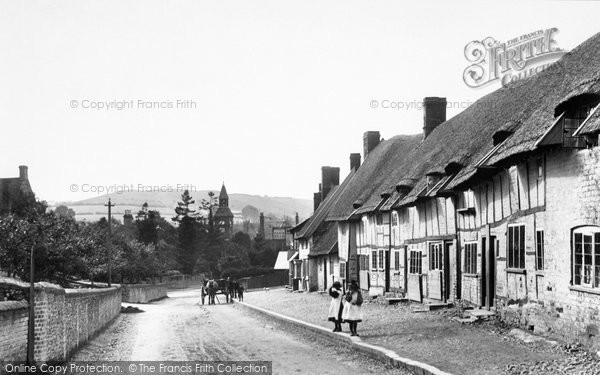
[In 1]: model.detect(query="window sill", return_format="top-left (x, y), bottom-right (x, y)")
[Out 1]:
top-left (463, 273), bottom-right (479, 278)
top-left (506, 268), bottom-right (526, 274)
top-left (569, 285), bottom-right (600, 296)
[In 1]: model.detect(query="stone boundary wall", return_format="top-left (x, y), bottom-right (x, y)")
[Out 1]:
top-left (0, 278), bottom-right (122, 362)
top-left (0, 300), bottom-right (29, 360)
top-left (34, 284), bottom-right (122, 361)
top-left (121, 283), bottom-right (168, 303)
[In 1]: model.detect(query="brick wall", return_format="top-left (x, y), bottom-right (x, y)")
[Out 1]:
top-left (495, 147), bottom-right (600, 349)
top-left (0, 301), bottom-right (28, 360)
top-left (121, 283), bottom-right (168, 303)
top-left (33, 283), bottom-right (121, 361)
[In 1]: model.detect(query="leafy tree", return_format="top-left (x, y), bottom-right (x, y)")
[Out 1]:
top-left (54, 205), bottom-right (76, 219)
top-left (172, 190), bottom-right (204, 274)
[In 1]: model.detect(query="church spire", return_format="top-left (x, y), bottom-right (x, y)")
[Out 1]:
top-left (219, 183), bottom-right (229, 207)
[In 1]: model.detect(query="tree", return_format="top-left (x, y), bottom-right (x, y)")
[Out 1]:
top-left (0, 200), bottom-right (93, 284)
top-left (172, 190), bottom-right (203, 274)
top-left (54, 205), bottom-right (76, 219)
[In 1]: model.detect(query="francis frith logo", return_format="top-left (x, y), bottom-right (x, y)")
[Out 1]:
top-left (463, 28), bottom-right (567, 88)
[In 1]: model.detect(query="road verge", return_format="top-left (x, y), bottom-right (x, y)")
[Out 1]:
top-left (234, 300), bottom-right (453, 375)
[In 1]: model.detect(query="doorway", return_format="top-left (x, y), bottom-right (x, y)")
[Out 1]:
top-left (444, 242), bottom-right (454, 302)
top-left (482, 236), bottom-right (496, 309)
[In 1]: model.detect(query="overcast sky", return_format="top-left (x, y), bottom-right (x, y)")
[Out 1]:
top-left (1, 0), bottom-right (599, 203)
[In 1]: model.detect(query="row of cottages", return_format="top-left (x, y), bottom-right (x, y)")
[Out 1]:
top-left (289, 166), bottom-right (345, 292)
top-left (317, 33), bottom-right (600, 345)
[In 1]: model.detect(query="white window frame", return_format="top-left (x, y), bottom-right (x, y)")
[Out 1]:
top-left (508, 224), bottom-right (526, 269)
top-left (572, 226), bottom-right (600, 288)
top-left (429, 242), bottom-right (443, 271)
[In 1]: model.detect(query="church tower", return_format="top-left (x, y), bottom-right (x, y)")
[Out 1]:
top-left (214, 183), bottom-right (234, 238)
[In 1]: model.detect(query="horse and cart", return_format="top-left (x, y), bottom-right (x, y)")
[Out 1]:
top-left (202, 278), bottom-right (239, 305)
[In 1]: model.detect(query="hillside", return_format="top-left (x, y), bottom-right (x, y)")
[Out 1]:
top-left (56, 190), bottom-right (312, 223)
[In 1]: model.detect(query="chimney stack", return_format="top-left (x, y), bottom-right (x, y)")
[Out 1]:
top-left (313, 192), bottom-right (322, 212)
top-left (19, 165), bottom-right (28, 180)
top-left (350, 153), bottom-right (361, 171)
top-left (123, 210), bottom-right (133, 228)
top-left (259, 213), bottom-right (265, 237)
top-left (321, 166), bottom-right (340, 201)
top-left (295, 212), bottom-right (299, 225)
top-left (363, 131), bottom-right (381, 158)
top-left (423, 97), bottom-right (447, 139)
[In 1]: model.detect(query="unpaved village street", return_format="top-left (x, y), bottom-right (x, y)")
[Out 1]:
top-left (71, 288), bottom-right (410, 375)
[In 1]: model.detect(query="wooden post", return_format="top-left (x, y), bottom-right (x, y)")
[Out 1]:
top-left (105, 198), bottom-right (116, 287)
top-left (26, 244), bottom-right (35, 363)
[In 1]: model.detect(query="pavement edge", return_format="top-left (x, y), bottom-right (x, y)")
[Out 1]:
top-left (234, 300), bottom-right (453, 375)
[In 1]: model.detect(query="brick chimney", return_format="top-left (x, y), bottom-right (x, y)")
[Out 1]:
top-left (123, 210), bottom-right (133, 228)
top-left (313, 192), bottom-right (322, 212)
top-left (423, 97), bottom-right (447, 139)
top-left (363, 131), bottom-right (381, 158)
top-left (350, 153), bottom-right (361, 171)
top-left (321, 166), bottom-right (340, 201)
top-left (19, 165), bottom-right (28, 180)
top-left (295, 212), bottom-right (299, 225)
top-left (259, 212), bottom-right (265, 237)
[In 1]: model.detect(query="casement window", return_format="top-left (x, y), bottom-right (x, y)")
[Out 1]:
top-left (409, 250), bottom-right (422, 274)
top-left (536, 230), bottom-right (545, 271)
top-left (508, 225), bottom-right (526, 269)
top-left (394, 250), bottom-right (400, 270)
top-left (391, 212), bottom-right (398, 226)
top-left (429, 243), bottom-right (443, 270)
top-left (339, 262), bottom-right (346, 279)
top-left (376, 214), bottom-right (383, 225)
top-left (573, 226), bottom-right (600, 288)
top-left (464, 242), bottom-right (477, 274)
top-left (371, 250), bottom-right (378, 270)
top-left (378, 249), bottom-right (385, 269)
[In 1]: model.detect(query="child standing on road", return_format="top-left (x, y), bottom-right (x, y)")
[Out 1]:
top-left (327, 281), bottom-right (344, 332)
top-left (342, 280), bottom-right (363, 336)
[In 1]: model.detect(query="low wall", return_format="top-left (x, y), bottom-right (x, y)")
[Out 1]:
top-left (167, 275), bottom-right (205, 289)
top-left (0, 301), bottom-right (29, 360)
top-left (0, 277), bottom-right (122, 362)
top-left (34, 284), bottom-right (122, 361)
top-left (239, 271), bottom-right (288, 290)
top-left (121, 283), bottom-right (168, 303)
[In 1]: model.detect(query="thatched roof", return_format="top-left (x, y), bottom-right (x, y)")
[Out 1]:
top-left (308, 222), bottom-right (338, 257)
top-left (390, 32), bottom-right (600, 206)
top-left (318, 33), bottom-right (600, 219)
top-left (574, 105), bottom-right (600, 136)
top-left (326, 135), bottom-right (422, 221)
top-left (296, 168), bottom-right (356, 239)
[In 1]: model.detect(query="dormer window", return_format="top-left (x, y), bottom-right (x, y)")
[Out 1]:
top-left (557, 94), bottom-right (600, 148)
top-left (426, 173), bottom-right (443, 191)
top-left (537, 94), bottom-right (600, 149)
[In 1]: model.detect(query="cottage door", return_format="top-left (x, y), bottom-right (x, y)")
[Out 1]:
top-left (487, 236), bottom-right (496, 308)
top-left (444, 242), bottom-right (454, 302)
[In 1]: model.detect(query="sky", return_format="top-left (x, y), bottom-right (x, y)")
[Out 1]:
top-left (1, 0), bottom-right (600, 203)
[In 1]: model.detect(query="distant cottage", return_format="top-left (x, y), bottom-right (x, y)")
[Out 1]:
top-left (291, 33), bottom-right (600, 346)
top-left (0, 165), bottom-right (34, 214)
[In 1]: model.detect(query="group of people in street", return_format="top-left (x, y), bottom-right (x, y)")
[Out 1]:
top-left (201, 277), bottom-right (244, 305)
top-left (328, 280), bottom-right (363, 336)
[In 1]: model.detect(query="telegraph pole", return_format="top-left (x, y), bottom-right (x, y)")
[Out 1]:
top-left (105, 198), bottom-right (115, 287)
top-left (26, 243), bottom-right (35, 364)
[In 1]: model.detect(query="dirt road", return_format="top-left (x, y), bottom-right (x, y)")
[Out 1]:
top-left (72, 288), bottom-right (410, 374)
